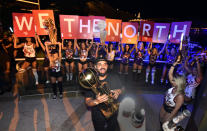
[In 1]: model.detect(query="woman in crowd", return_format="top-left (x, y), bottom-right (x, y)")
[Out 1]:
top-left (161, 43), bottom-right (177, 84)
top-left (106, 43), bottom-right (118, 70)
top-left (62, 39), bottom-right (76, 81)
top-left (119, 44), bottom-right (135, 75)
top-left (159, 59), bottom-right (186, 127)
top-left (88, 40), bottom-right (99, 68)
top-left (75, 40), bottom-right (93, 74)
top-left (14, 35), bottom-right (39, 85)
top-left (145, 42), bottom-right (167, 84)
top-left (46, 42), bottom-right (63, 99)
top-left (98, 42), bottom-right (107, 59)
top-left (36, 35), bottom-right (56, 84)
top-left (184, 56), bottom-right (203, 102)
top-left (133, 42), bottom-right (145, 75)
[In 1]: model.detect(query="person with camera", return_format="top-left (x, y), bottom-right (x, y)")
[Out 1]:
top-left (84, 56), bottom-right (123, 131)
top-left (159, 58), bottom-right (186, 128)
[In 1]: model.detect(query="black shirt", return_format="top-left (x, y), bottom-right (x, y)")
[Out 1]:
top-left (84, 73), bottom-right (123, 119)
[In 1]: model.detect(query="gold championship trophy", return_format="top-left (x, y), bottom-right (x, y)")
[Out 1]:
top-left (43, 18), bottom-right (57, 44)
top-left (78, 20), bottom-right (119, 118)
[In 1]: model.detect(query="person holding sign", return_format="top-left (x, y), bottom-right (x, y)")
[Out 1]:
top-left (98, 43), bottom-right (108, 59)
top-left (75, 40), bottom-right (93, 74)
top-left (46, 42), bottom-right (63, 99)
top-left (36, 35), bottom-right (54, 84)
top-left (62, 39), bottom-right (76, 81)
top-left (106, 43), bottom-right (119, 71)
top-left (119, 44), bottom-right (135, 75)
top-left (14, 35), bottom-right (39, 85)
top-left (145, 42), bottom-right (167, 85)
top-left (133, 42), bottom-right (145, 76)
top-left (88, 40), bottom-right (99, 68)
top-left (161, 43), bottom-right (176, 84)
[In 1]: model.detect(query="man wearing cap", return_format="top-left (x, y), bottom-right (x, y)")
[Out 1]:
top-left (84, 56), bottom-right (123, 131)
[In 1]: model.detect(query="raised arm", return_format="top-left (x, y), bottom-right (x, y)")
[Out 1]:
top-left (165, 43), bottom-right (169, 55)
top-left (36, 34), bottom-right (45, 51)
top-left (45, 43), bottom-right (52, 61)
top-left (34, 35), bottom-right (39, 48)
top-left (121, 44), bottom-right (124, 52)
top-left (98, 44), bottom-right (103, 51)
top-left (184, 56), bottom-right (192, 74)
top-left (147, 42), bottom-right (152, 55)
top-left (61, 38), bottom-right (66, 50)
top-left (86, 39), bottom-right (89, 47)
top-left (116, 43), bottom-right (121, 53)
top-left (135, 42), bottom-right (138, 52)
top-left (13, 35), bottom-right (24, 49)
top-left (58, 42), bottom-right (62, 61)
top-left (74, 39), bottom-right (80, 50)
top-left (169, 61), bottom-right (179, 87)
top-left (73, 39), bottom-right (77, 50)
top-left (158, 41), bottom-right (168, 56)
top-left (95, 43), bottom-right (100, 58)
top-left (104, 44), bottom-right (108, 52)
top-left (129, 44), bottom-right (136, 53)
top-left (87, 39), bottom-right (93, 52)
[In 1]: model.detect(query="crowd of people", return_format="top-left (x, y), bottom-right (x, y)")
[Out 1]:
top-left (0, 31), bottom-right (206, 93)
top-left (0, 25), bottom-right (207, 130)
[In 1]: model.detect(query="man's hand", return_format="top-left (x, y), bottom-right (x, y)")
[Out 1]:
top-left (110, 89), bottom-right (121, 99)
top-left (96, 93), bottom-right (108, 104)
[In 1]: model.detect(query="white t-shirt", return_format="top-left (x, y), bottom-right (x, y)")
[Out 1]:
top-left (23, 43), bottom-right (35, 57)
top-left (165, 87), bottom-right (178, 107)
top-left (185, 74), bottom-right (200, 99)
top-left (107, 50), bottom-right (115, 61)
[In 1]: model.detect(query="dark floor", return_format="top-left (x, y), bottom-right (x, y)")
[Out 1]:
top-left (0, 64), bottom-right (191, 131)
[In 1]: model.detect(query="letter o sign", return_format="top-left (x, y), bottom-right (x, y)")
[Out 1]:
top-left (124, 25), bottom-right (136, 38)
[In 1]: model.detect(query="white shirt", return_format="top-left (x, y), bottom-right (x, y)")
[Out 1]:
top-left (23, 43), bottom-right (35, 57)
top-left (185, 74), bottom-right (200, 98)
top-left (107, 50), bottom-right (115, 61)
top-left (165, 87), bottom-right (177, 107)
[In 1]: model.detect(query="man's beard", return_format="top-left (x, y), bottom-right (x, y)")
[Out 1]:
top-left (98, 68), bottom-right (107, 76)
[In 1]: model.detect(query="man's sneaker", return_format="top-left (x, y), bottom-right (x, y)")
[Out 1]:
top-left (35, 81), bottom-right (39, 85)
top-left (145, 79), bottom-right (148, 83)
top-left (59, 94), bottom-right (63, 99)
top-left (151, 80), bottom-right (154, 85)
top-left (52, 95), bottom-right (57, 99)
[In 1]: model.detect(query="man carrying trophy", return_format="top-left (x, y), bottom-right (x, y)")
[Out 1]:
top-left (79, 55), bottom-right (123, 131)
